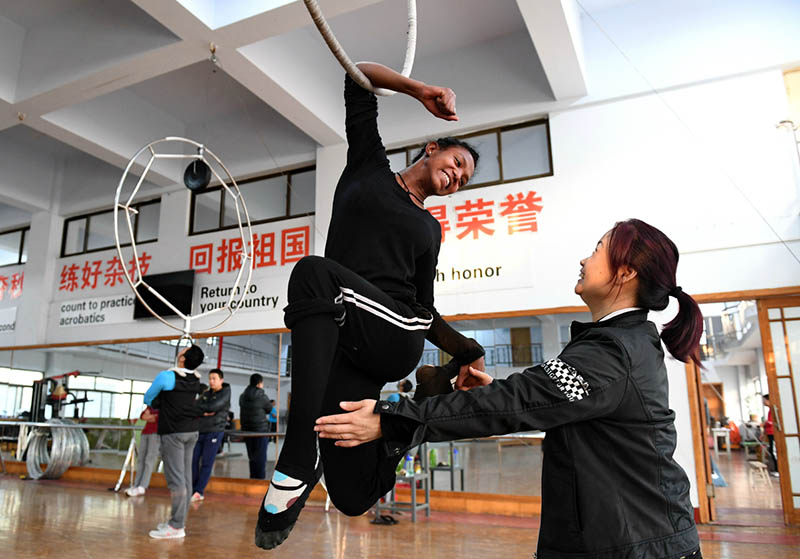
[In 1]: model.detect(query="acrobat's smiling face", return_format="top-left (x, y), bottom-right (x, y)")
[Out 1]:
top-left (424, 144), bottom-right (475, 196)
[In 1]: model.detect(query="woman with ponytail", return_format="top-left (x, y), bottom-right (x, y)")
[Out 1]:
top-left (316, 219), bottom-right (704, 559)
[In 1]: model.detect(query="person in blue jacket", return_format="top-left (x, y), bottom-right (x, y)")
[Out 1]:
top-left (143, 344), bottom-right (204, 540)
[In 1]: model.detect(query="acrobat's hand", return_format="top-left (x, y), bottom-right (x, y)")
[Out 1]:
top-left (315, 400), bottom-right (381, 448)
top-left (419, 85), bottom-right (458, 121)
top-left (455, 357), bottom-right (492, 391)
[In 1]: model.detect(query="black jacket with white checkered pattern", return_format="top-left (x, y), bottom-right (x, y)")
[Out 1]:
top-left (378, 309), bottom-right (700, 559)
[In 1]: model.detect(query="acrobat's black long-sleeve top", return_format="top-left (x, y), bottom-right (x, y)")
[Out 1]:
top-left (325, 76), bottom-right (481, 364)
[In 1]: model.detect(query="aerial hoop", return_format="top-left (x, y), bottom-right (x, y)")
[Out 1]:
top-left (303, 0), bottom-right (417, 96)
top-left (114, 137), bottom-right (254, 359)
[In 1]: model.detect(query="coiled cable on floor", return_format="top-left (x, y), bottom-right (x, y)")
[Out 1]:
top-left (25, 419), bottom-right (90, 480)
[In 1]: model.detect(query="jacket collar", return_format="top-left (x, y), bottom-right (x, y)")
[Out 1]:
top-left (171, 367), bottom-right (201, 378)
top-left (570, 308), bottom-right (649, 338)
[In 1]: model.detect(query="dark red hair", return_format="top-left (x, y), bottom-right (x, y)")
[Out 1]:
top-left (606, 219), bottom-right (703, 366)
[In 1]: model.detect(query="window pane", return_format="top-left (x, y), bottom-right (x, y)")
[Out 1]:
top-left (94, 377), bottom-right (127, 392)
top-left (115, 208), bottom-right (133, 246)
top-left (0, 230), bottom-right (21, 266)
top-left (232, 177), bottom-right (286, 224)
top-left (387, 152), bottom-right (407, 173)
top-left (20, 229), bottom-right (27, 263)
top-left (130, 394), bottom-right (144, 417)
top-left (770, 322), bottom-right (789, 375)
top-left (83, 391), bottom-right (101, 418)
top-left (114, 393), bottom-right (131, 419)
top-left (501, 123), bottom-right (551, 180)
top-left (0, 384), bottom-right (8, 416)
top-left (2, 368), bottom-right (43, 386)
top-left (193, 190), bottom-right (221, 233)
top-left (131, 381), bottom-right (151, 393)
top-left (136, 202), bottom-right (159, 242)
top-left (63, 218), bottom-right (87, 255)
top-left (289, 170), bottom-right (315, 215)
top-left (784, 306), bottom-right (800, 319)
top-left (768, 308), bottom-right (781, 320)
top-left (70, 375), bottom-right (95, 390)
top-left (465, 133), bottom-right (500, 185)
top-left (86, 211), bottom-right (115, 251)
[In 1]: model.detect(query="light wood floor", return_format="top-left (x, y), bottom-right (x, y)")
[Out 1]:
top-left (1, 475), bottom-right (798, 558)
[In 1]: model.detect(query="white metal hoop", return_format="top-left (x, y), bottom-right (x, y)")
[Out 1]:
top-left (114, 137), bottom-right (254, 339)
top-left (303, 0), bottom-right (417, 96)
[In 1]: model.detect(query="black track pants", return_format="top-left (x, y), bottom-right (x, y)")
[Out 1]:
top-left (279, 256), bottom-right (430, 513)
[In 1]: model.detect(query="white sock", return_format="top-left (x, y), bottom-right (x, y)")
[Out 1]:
top-left (263, 471), bottom-right (307, 514)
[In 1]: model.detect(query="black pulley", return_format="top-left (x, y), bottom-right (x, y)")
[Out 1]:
top-left (184, 158), bottom-right (211, 191)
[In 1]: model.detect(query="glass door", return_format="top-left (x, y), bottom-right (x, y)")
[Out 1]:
top-left (758, 298), bottom-right (800, 524)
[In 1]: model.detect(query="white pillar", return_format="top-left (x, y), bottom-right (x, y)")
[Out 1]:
top-left (313, 143), bottom-right (347, 256)
top-left (15, 211), bottom-right (62, 346)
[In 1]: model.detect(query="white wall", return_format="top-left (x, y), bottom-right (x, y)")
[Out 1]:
top-left (435, 69), bottom-right (800, 318)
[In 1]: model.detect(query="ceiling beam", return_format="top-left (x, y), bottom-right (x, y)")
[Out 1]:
top-left (516, 0), bottom-right (587, 100)
top-left (133, 0), bottom-right (382, 145)
top-left (27, 116), bottom-right (176, 187)
top-left (212, 0), bottom-right (381, 49)
top-left (12, 42), bottom-right (208, 122)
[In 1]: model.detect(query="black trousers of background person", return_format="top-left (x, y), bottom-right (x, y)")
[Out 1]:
top-left (767, 434), bottom-right (777, 471)
top-left (245, 437), bottom-right (268, 479)
top-left (279, 255), bottom-right (430, 516)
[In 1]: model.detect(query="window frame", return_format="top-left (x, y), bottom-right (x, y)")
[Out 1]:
top-left (0, 225), bottom-right (30, 268)
top-left (60, 198), bottom-right (160, 258)
top-left (387, 118), bottom-right (553, 192)
top-left (188, 165), bottom-right (316, 236)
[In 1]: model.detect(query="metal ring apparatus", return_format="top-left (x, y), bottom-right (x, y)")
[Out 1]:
top-left (303, 0), bottom-right (417, 96)
top-left (113, 137), bottom-right (254, 348)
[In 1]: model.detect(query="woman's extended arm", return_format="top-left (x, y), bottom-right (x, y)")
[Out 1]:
top-left (315, 332), bottom-right (629, 450)
top-left (356, 62), bottom-right (459, 121)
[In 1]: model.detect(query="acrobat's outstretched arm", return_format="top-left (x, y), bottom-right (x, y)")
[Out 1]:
top-left (356, 62), bottom-right (458, 121)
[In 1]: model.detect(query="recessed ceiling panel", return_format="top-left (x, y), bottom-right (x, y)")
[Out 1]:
top-left (0, 0), bottom-right (180, 101)
top-left (0, 124), bottom-right (161, 215)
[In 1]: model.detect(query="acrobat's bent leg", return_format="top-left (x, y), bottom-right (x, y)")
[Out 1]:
top-left (255, 255), bottom-right (427, 549)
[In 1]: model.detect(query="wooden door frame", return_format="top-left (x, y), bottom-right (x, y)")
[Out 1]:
top-left (757, 296), bottom-right (800, 524)
top-left (686, 361), bottom-right (715, 523)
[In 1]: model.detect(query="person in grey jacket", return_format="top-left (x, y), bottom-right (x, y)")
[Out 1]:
top-left (191, 368), bottom-right (230, 500)
top-left (239, 373), bottom-right (273, 479)
top-left (315, 219), bottom-right (705, 559)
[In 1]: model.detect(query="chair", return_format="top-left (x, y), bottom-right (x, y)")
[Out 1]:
top-left (748, 460), bottom-right (771, 487)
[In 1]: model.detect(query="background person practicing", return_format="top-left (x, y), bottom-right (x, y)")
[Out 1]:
top-left (316, 219), bottom-right (705, 559)
top-left (143, 345), bottom-right (205, 540)
top-left (762, 394), bottom-right (778, 474)
top-left (191, 368), bottom-right (231, 501)
top-left (386, 379), bottom-right (413, 403)
top-left (254, 62), bottom-right (485, 550)
top-left (125, 404), bottom-right (159, 497)
top-left (239, 373), bottom-right (273, 480)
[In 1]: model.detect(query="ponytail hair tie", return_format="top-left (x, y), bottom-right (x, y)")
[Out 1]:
top-left (669, 286), bottom-right (683, 297)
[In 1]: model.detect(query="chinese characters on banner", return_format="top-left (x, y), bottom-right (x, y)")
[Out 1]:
top-left (0, 271), bottom-right (24, 301)
top-left (189, 225), bottom-right (310, 274)
top-left (58, 254), bottom-right (151, 292)
top-left (427, 190), bottom-right (543, 242)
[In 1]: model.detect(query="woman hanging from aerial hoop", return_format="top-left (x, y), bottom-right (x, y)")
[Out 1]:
top-left (316, 219), bottom-right (706, 559)
top-left (255, 62), bottom-right (485, 549)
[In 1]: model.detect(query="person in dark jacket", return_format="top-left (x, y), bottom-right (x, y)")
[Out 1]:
top-left (240, 373), bottom-right (273, 479)
top-left (143, 344), bottom-right (205, 540)
top-left (191, 368), bottom-right (230, 501)
top-left (316, 219), bottom-right (705, 559)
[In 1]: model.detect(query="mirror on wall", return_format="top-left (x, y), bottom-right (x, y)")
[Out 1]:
top-left (0, 309), bottom-right (592, 495)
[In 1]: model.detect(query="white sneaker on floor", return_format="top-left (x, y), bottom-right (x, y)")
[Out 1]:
top-left (149, 524), bottom-right (185, 539)
top-left (125, 486), bottom-right (145, 497)
top-left (190, 492), bottom-right (204, 502)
